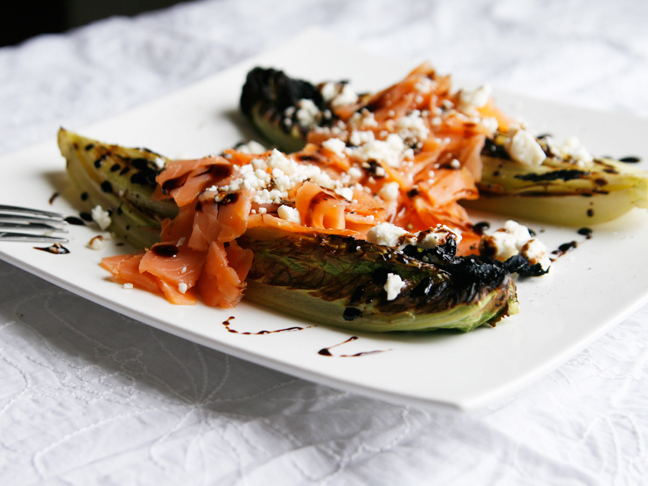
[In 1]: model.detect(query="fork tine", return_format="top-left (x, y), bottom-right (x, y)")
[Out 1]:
top-left (0, 222), bottom-right (68, 233)
top-left (0, 232), bottom-right (69, 244)
top-left (0, 214), bottom-right (67, 227)
top-left (0, 204), bottom-right (65, 220)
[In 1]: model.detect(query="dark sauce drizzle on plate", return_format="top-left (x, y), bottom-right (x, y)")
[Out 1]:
top-left (222, 316), bottom-right (310, 335)
top-left (318, 336), bottom-right (392, 357)
top-left (64, 216), bottom-right (86, 226)
top-left (34, 243), bottom-right (70, 254)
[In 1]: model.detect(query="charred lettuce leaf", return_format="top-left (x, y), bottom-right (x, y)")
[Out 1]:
top-left (240, 67), bottom-right (327, 153)
top-left (58, 129), bottom-right (177, 248)
top-left (467, 136), bottom-right (648, 225)
top-left (240, 227), bottom-right (518, 332)
top-left (59, 129), bottom-right (518, 332)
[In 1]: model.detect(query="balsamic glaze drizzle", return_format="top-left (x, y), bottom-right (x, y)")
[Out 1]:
top-left (318, 336), bottom-right (391, 357)
top-left (34, 243), bottom-right (70, 254)
top-left (222, 316), bottom-right (310, 335)
top-left (64, 216), bottom-right (86, 226)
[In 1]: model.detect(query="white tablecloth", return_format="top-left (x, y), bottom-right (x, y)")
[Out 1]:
top-left (2, 1), bottom-right (648, 484)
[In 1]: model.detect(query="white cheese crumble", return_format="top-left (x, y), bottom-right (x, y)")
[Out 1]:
top-left (235, 140), bottom-right (267, 154)
top-left (482, 220), bottom-right (551, 270)
top-left (347, 133), bottom-right (413, 168)
top-left (87, 235), bottom-right (105, 251)
top-left (334, 187), bottom-right (354, 201)
top-left (378, 181), bottom-right (400, 201)
top-left (320, 82), bottom-right (337, 102)
top-left (277, 205), bottom-right (302, 224)
top-left (417, 224), bottom-right (462, 248)
top-left (397, 110), bottom-right (430, 141)
top-left (415, 77), bottom-right (433, 93)
top-left (553, 136), bottom-right (593, 165)
top-left (520, 239), bottom-right (551, 271)
top-left (91, 205), bottom-right (112, 231)
top-left (506, 127), bottom-right (546, 166)
top-left (349, 110), bottom-right (378, 129)
top-left (213, 149), bottom-right (355, 205)
top-left (295, 99), bottom-right (321, 127)
top-left (178, 283), bottom-right (188, 295)
top-left (349, 130), bottom-right (375, 146)
top-left (366, 222), bottom-right (409, 248)
top-left (331, 84), bottom-right (358, 109)
top-left (384, 273), bottom-right (405, 301)
top-left (481, 116), bottom-right (499, 134)
top-left (458, 85), bottom-right (492, 112)
top-left (347, 166), bottom-right (363, 180)
top-left (123, 283), bottom-right (134, 289)
top-left (322, 137), bottom-right (346, 156)
top-left (88, 235), bottom-right (105, 250)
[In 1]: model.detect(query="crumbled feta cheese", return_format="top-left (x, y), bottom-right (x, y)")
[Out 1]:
top-left (91, 205), bottom-right (111, 230)
top-left (506, 127), bottom-right (546, 166)
top-left (397, 110), bottom-right (430, 141)
top-left (348, 133), bottom-right (412, 168)
top-left (417, 224), bottom-right (462, 248)
top-left (349, 130), bottom-right (375, 146)
top-left (331, 84), bottom-right (358, 108)
top-left (520, 238), bottom-right (551, 271)
top-left (366, 223), bottom-right (409, 248)
top-left (178, 283), bottom-right (188, 295)
top-left (320, 82), bottom-right (337, 102)
top-left (378, 181), bottom-right (400, 201)
top-left (459, 85), bottom-right (492, 112)
top-left (481, 220), bottom-right (550, 272)
top-left (415, 77), bottom-right (433, 93)
top-left (481, 116), bottom-right (499, 133)
top-left (123, 283), bottom-right (134, 289)
top-left (359, 111), bottom-right (378, 128)
top-left (347, 166), bottom-right (363, 180)
top-left (557, 137), bottom-right (593, 164)
top-left (322, 137), bottom-right (346, 156)
top-left (484, 230), bottom-right (519, 261)
top-left (235, 140), bottom-right (267, 154)
top-left (277, 205), bottom-right (302, 224)
top-left (87, 235), bottom-right (105, 250)
top-left (384, 273), bottom-right (405, 301)
top-left (252, 157), bottom-right (268, 170)
top-left (295, 99), bottom-right (321, 127)
top-left (334, 187), bottom-right (354, 201)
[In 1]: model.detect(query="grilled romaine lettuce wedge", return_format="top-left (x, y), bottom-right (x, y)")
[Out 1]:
top-left (59, 129), bottom-right (177, 248)
top-left (240, 227), bottom-right (517, 332)
top-left (466, 136), bottom-right (648, 225)
top-left (59, 129), bottom-right (519, 332)
top-left (240, 67), bottom-right (648, 226)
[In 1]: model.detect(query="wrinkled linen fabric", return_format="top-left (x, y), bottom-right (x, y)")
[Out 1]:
top-left (1, 0), bottom-right (648, 484)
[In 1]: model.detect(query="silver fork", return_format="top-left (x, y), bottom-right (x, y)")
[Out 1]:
top-left (0, 204), bottom-right (69, 243)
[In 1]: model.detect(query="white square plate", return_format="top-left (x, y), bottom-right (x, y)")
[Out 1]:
top-left (2, 29), bottom-right (648, 410)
